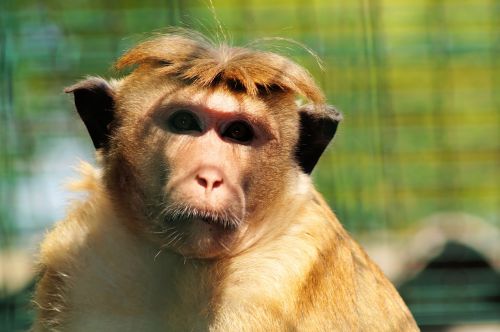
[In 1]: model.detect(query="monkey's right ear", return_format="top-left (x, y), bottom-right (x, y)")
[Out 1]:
top-left (64, 77), bottom-right (115, 150)
top-left (296, 105), bottom-right (342, 174)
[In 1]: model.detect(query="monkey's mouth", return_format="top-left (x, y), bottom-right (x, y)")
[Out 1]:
top-left (199, 214), bottom-right (238, 231)
top-left (161, 203), bottom-right (242, 232)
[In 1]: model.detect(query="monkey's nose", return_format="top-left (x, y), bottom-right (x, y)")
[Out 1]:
top-left (195, 168), bottom-right (224, 192)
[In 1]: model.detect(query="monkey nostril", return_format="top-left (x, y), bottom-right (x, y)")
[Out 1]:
top-left (212, 179), bottom-right (223, 188)
top-left (195, 171), bottom-right (224, 191)
top-left (196, 175), bottom-right (208, 188)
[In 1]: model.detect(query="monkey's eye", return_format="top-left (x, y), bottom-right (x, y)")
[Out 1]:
top-left (223, 121), bottom-right (254, 143)
top-left (168, 111), bottom-right (201, 132)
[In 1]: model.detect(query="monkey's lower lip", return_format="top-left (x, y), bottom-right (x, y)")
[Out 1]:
top-left (199, 216), bottom-right (238, 231)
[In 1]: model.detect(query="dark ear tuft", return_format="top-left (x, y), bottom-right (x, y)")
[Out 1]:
top-left (295, 104), bottom-right (342, 174)
top-left (65, 77), bottom-right (115, 150)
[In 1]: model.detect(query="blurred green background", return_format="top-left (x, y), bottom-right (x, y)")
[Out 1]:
top-left (1, 0), bottom-right (499, 331)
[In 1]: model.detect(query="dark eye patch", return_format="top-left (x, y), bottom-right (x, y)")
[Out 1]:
top-left (168, 110), bottom-right (201, 133)
top-left (223, 121), bottom-right (254, 143)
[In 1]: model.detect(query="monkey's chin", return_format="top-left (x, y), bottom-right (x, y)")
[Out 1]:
top-left (164, 217), bottom-right (246, 259)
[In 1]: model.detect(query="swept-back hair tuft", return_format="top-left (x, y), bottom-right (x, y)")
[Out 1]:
top-left (115, 32), bottom-right (325, 105)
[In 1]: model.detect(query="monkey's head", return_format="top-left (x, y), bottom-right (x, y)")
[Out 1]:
top-left (66, 33), bottom-right (341, 259)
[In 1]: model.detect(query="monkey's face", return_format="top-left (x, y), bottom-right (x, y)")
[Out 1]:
top-left (108, 85), bottom-right (298, 259)
top-left (67, 35), bottom-right (341, 260)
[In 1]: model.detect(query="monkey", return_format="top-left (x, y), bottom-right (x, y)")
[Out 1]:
top-left (32, 32), bottom-right (419, 331)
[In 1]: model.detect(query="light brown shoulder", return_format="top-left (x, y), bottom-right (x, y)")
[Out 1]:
top-left (293, 192), bottom-right (419, 331)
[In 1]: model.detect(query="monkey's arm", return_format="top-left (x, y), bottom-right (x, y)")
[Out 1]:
top-left (294, 192), bottom-right (419, 331)
top-left (32, 266), bottom-right (71, 332)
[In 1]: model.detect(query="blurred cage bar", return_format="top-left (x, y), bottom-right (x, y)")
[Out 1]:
top-left (0, 0), bottom-right (499, 331)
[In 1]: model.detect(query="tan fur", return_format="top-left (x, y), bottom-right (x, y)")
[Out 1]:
top-left (34, 165), bottom-right (416, 331)
top-left (114, 31), bottom-right (325, 105)
top-left (33, 33), bottom-right (418, 331)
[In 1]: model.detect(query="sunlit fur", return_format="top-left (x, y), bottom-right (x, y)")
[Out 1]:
top-left (115, 31), bottom-right (325, 105)
top-left (33, 163), bottom-right (417, 331)
top-left (32, 33), bottom-right (418, 331)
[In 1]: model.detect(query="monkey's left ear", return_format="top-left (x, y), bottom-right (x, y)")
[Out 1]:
top-left (296, 105), bottom-right (342, 174)
top-left (64, 77), bottom-right (115, 150)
